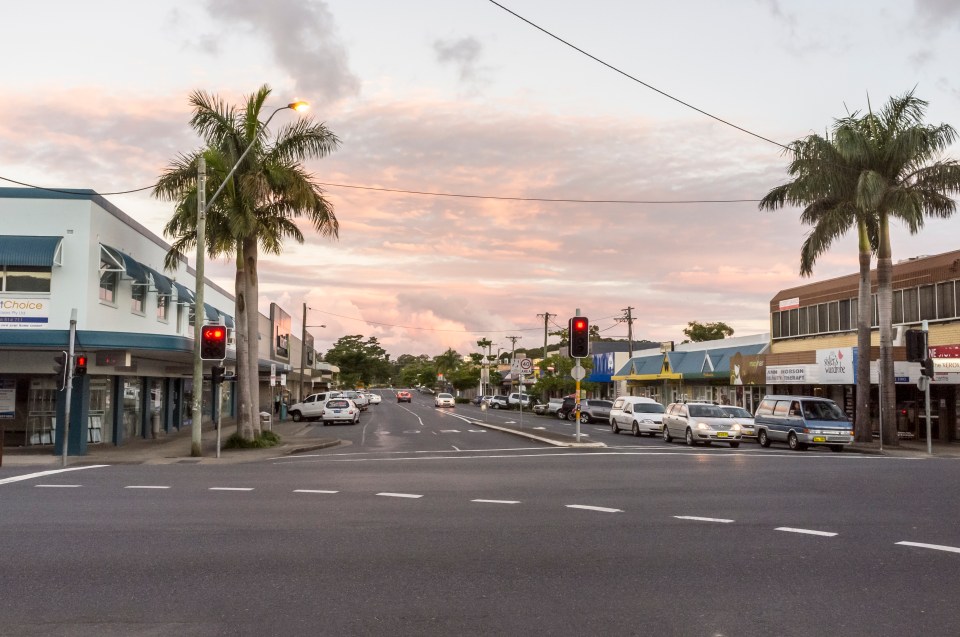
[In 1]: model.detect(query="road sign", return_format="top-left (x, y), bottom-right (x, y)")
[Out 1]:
top-left (270, 363), bottom-right (277, 385)
top-left (519, 358), bottom-right (533, 373)
top-left (571, 364), bottom-right (586, 381)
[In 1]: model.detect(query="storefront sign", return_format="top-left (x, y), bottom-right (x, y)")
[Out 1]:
top-left (766, 365), bottom-right (811, 384)
top-left (0, 298), bottom-right (49, 329)
top-left (0, 378), bottom-right (15, 418)
top-left (778, 297), bottom-right (800, 311)
top-left (817, 347), bottom-right (854, 384)
top-left (731, 353), bottom-right (766, 385)
top-left (929, 345), bottom-right (960, 358)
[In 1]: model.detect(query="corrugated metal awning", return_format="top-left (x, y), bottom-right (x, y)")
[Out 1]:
top-left (143, 266), bottom-right (173, 296)
top-left (222, 314), bottom-right (235, 328)
top-left (0, 236), bottom-right (63, 266)
top-left (100, 244), bottom-right (149, 285)
top-left (173, 282), bottom-right (195, 305)
top-left (203, 303), bottom-right (220, 321)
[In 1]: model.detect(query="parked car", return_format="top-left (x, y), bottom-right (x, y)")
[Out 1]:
top-left (434, 393), bottom-right (455, 408)
top-left (609, 396), bottom-right (666, 436)
top-left (473, 395), bottom-right (492, 405)
top-left (533, 399), bottom-right (554, 415)
top-left (574, 399), bottom-right (613, 423)
top-left (662, 402), bottom-right (742, 447)
top-left (319, 398), bottom-right (360, 426)
top-left (556, 396), bottom-right (577, 420)
top-left (340, 390), bottom-right (369, 410)
top-left (365, 392), bottom-right (382, 405)
top-left (488, 395), bottom-right (509, 409)
top-left (543, 397), bottom-right (564, 416)
top-left (288, 391), bottom-right (343, 422)
top-left (718, 405), bottom-right (756, 440)
top-left (396, 390), bottom-right (412, 403)
top-left (754, 395), bottom-right (854, 452)
top-left (508, 392), bottom-right (535, 407)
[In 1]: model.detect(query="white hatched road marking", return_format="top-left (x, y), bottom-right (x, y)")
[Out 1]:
top-left (567, 504), bottom-right (622, 513)
top-left (377, 492), bottom-right (423, 499)
top-left (209, 487), bottom-right (254, 491)
top-left (35, 484), bottom-right (81, 488)
top-left (776, 527), bottom-right (837, 537)
top-left (472, 499), bottom-right (521, 504)
top-left (124, 486), bottom-right (171, 490)
top-left (294, 489), bottom-right (339, 494)
top-left (0, 464), bottom-right (109, 486)
top-left (675, 516), bottom-right (735, 523)
top-left (896, 541), bottom-right (960, 554)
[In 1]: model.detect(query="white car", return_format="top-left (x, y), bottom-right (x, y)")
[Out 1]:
top-left (609, 396), bottom-right (665, 436)
top-left (434, 393), bottom-right (455, 408)
top-left (288, 391), bottom-right (343, 422)
top-left (320, 398), bottom-right (360, 425)
top-left (718, 405), bottom-right (756, 440)
top-left (365, 392), bottom-right (382, 405)
top-left (340, 390), bottom-right (370, 410)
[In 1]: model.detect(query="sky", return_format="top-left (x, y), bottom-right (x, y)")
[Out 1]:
top-left (2, 0), bottom-right (960, 358)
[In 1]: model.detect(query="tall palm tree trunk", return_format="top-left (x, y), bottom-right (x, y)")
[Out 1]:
top-left (234, 247), bottom-right (255, 441)
top-left (242, 237), bottom-right (262, 436)
top-left (877, 217), bottom-right (898, 446)
top-left (855, 229), bottom-right (873, 443)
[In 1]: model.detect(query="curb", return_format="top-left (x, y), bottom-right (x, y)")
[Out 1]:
top-left (282, 439), bottom-right (343, 455)
top-left (469, 421), bottom-right (606, 448)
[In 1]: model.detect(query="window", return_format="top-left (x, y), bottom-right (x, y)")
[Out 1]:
top-left (2, 265), bottom-right (52, 292)
top-left (131, 284), bottom-right (146, 314)
top-left (839, 299), bottom-right (851, 331)
top-left (99, 269), bottom-right (118, 303)
top-left (176, 302), bottom-right (184, 334)
top-left (156, 294), bottom-right (169, 321)
top-left (937, 282), bottom-right (956, 320)
top-left (818, 304), bottom-right (829, 333)
top-left (828, 301), bottom-right (839, 332)
top-left (789, 308), bottom-right (799, 337)
top-left (902, 288), bottom-right (919, 323)
top-left (871, 294), bottom-right (879, 327)
top-left (772, 311), bottom-right (781, 339)
top-left (919, 285), bottom-right (937, 321)
top-left (188, 306), bottom-right (196, 328)
top-left (893, 290), bottom-right (904, 324)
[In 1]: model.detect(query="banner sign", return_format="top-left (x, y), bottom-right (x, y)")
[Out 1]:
top-left (816, 347), bottom-right (855, 384)
top-left (0, 378), bottom-right (15, 418)
top-left (0, 298), bottom-right (49, 329)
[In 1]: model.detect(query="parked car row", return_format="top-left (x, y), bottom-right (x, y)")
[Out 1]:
top-left (287, 390), bottom-right (386, 425)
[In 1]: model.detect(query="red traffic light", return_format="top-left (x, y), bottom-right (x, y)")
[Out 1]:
top-left (568, 316), bottom-right (590, 358)
top-left (74, 354), bottom-right (88, 376)
top-left (572, 319), bottom-right (587, 332)
top-left (200, 324), bottom-right (228, 360)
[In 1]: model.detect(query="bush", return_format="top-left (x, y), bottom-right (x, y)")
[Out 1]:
top-left (455, 397), bottom-right (471, 404)
top-left (224, 430), bottom-right (282, 449)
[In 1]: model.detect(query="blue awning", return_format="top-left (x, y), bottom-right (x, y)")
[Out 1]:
top-left (143, 266), bottom-right (173, 296)
top-left (0, 236), bottom-right (63, 267)
top-left (100, 245), bottom-right (149, 285)
top-left (173, 282), bottom-right (195, 305)
top-left (222, 314), bottom-right (235, 329)
top-left (203, 303), bottom-right (220, 321)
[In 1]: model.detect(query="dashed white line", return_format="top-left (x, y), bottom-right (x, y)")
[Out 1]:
top-left (440, 429), bottom-right (461, 433)
top-left (776, 527), bottom-right (837, 537)
top-left (209, 487), bottom-right (254, 491)
top-left (472, 499), bottom-right (521, 505)
top-left (567, 504), bottom-right (622, 513)
top-left (468, 429), bottom-right (486, 433)
top-left (0, 464), bottom-right (109, 486)
top-left (674, 516), bottom-right (734, 523)
top-left (294, 489), bottom-right (339, 494)
top-left (377, 492), bottom-right (423, 499)
top-left (124, 486), bottom-right (171, 490)
top-left (35, 484), bottom-right (80, 488)
top-left (896, 541), bottom-right (960, 554)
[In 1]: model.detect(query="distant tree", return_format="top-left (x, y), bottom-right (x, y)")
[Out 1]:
top-left (682, 321), bottom-right (734, 343)
top-left (325, 335), bottom-right (392, 386)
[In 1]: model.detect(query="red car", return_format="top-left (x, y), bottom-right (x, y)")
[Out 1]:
top-left (396, 391), bottom-right (412, 403)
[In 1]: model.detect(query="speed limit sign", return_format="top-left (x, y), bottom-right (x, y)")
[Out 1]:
top-left (519, 358), bottom-right (533, 373)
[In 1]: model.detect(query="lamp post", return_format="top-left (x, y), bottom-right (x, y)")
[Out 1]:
top-left (190, 100), bottom-right (309, 457)
top-left (299, 303), bottom-right (326, 401)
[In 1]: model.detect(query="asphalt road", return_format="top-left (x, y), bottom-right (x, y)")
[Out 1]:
top-left (2, 389), bottom-right (958, 636)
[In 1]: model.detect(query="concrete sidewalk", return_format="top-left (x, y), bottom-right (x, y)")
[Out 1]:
top-left (0, 417), bottom-right (341, 467)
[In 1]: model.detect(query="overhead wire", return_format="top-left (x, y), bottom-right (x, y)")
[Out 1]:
top-left (309, 308), bottom-right (541, 333)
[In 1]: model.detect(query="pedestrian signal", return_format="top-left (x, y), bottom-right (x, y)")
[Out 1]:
top-left (200, 325), bottom-right (227, 360)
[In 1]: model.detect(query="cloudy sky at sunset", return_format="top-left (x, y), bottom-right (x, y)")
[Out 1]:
top-left (3, 0), bottom-right (960, 357)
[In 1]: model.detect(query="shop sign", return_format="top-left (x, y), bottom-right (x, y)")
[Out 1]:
top-left (816, 347), bottom-right (854, 384)
top-left (0, 378), bottom-right (15, 418)
top-left (778, 297), bottom-right (800, 311)
top-left (0, 298), bottom-right (49, 329)
top-left (730, 353), bottom-right (766, 385)
top-left (929, 345), bottom-right (960, 358)
top-left (766, 365), bottom-right (811, 384)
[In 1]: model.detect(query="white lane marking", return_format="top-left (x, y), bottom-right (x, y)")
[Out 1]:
top-left (293, 489), bottom-right (339, 494)
top-left (567, 504), bottom-right (622, 513)
top-left (468, 430), bottom-right (486, 433)
top-left (0, 464), bottom-right (109, 486)
top-left (377, 492), bottom-right (423, 499)
top-left (472, 499), bottom-right (521, 504)
top-left (35, 484), bottom-right (80, 488)
top-left (504, 421), bottom-right (517, 424)
top-left (533, 427), bottom-right (546, 430)
top-left (896, 541), bottom-right (960, 554)
top-left (124, 486), bottom-right (171, 490)
top-left (675, 516), bottom-right (735, 523)
top-left (452, 445), bottom-right (461, 451)
top-left (440, 429), bottom-right (461, 433)
top-left (776, 527), bottom-right (837, 537)
top-left (403, 430), bottom-right (421, 434)
top-left (209, 487), bottom-right (254, 491)
top-left (397, 405), bottom-right (426, 427)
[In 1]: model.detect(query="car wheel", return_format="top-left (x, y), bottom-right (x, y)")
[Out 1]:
top-left (830, 445), bottom-right (843, 453)
top-left (632, 422), bottom-right (640, 437)
top-left (578, 412), bottom-right (590, 423)
top-left (758, 429), bottom-right (770, 448)
top-left (662, 424), bottom-right (672, 443)
top-left (730, 442), bottom-right (740, 448)
top-left (290, 411), bottom-right (302, 422)
top-left (557, 411), bottom-right (566, 420)
top-left (354, 415), bottom-right (360, 424)
top-left (492, 403), bottom-right (500, 409)
top-left (788, 432), bottom-right (807, 451)
top-left (686, 428), bottom-right (697, 447)
top-left (610, 419), bottom-right (620, 434)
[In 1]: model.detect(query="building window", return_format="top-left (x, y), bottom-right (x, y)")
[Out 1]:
top-left (871, 294), bottom-right (879, 327)
top-left (828, 301), bottom-right (839, 332)
top-left (2, 265), bottom-right (52, 292)
top-left (798, 307), bottom-right (809, 335)
top-left (902, 288), bottom-right (919, 323)
top-left (919, 284), bottom-right (937, 321)
top-left (789, 308), bottom-right (799, 337)
top-left (99, 269), bottom-right (118, 303)
top-left (818, 303), bottom-right (829, 333)
top-left (937, 281), bottom-right (956, 320)
top-left (131, 284), bottom-right (146, 314)
top-left (157, 294), bottom-right (169, 321)
top-left (893, 290), bottom-right (904, 325)
top-left (839, 299), bottom-right (851, 331)
top-left (188, 306), bottom-right (196, 328)
top-left (772, 311), bottom-right (781, 339)
top-left (177, 302), bottom-right (184, 334)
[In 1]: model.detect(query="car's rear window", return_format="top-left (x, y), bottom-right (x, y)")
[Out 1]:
top-left (689, 404), bottom-right (725, 417)
top-left (326, 399), bottom-right (350, 409)
top-left (635, 403), bottom-right (665, 414)
top-left (721, 407), bottom-right (752, 418)
top-left (439, 394), bottom-right (453, 399)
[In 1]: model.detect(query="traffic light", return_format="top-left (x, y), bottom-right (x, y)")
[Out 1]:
top-left (905, 329), bottom-right (927, 362)
top-left (211, 365), bottom-right (225, 385)
top-left (569, 316), bottom-right (590, 358)
top-left (200, 324), bottom-right (227, 360)
top-left (53, 351), bottom-right (68, 385)
top-left (921, 358), bottom-right (935, 378)
top-left (74, 354), bottom-right (88, 376)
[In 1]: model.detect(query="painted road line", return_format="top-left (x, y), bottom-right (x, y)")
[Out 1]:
top-left (124, 486), bottom-right (171, 490)
top-left (440, 429), bottom-right (461, 433)
top-left (468, 429), bottom-right (486, 433)
top-left (472, 499), bottom-right (521, 504)
top-left (35, 484), bottom-right (81, 488)
top-left (567, 504), bottom-right (622, 513)
top-left (776, 527), bottom-right (838, 537)
top-left (294, 489), bottom-right (339, 494)
top-left (0, 464), bottom-right (109, 486)
top-left (674, 516), bottom-right (735, 523)
top-left (377, 492), bottom-right (423, 499)
top-left (895, 541), bottom-right (960, 554)
top-left (209, 487), bottom-right (254, 491)
top-left (533, 427), bottom-right (546, 430)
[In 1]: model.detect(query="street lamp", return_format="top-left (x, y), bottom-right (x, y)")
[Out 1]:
top-left (190, 100), bottom-right (309, 457)
top-left (299, 303), bottom-right (326, 401)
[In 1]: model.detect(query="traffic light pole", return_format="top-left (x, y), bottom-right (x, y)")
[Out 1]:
top-left (191, 157), bottom-right (207, 457)
top-left (923, 320), bottom-right (932, 455)
top-left (61, 309), bottom-right (77, 467)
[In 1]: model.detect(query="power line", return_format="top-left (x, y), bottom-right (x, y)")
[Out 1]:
top-left (486, 0), bottom-right (790, 151)
top-left (309, 308), bottom-right (541, 333)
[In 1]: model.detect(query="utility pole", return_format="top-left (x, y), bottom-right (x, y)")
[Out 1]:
top-left (191, 156), bottom-right (207, 458)
top-left (506, 335), bottom-right (521, 397)
top-left (617, 306), bottom-right (636, 359)
top-left (536, 312), bottom-right (554, 375)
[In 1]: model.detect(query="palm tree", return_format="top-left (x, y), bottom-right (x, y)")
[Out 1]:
top-left (155, 85), bottom-right (340, 440)
top-left (434, 348), bottom-right (461, 389)
top-left (761, 90), bottom-right (960, 445)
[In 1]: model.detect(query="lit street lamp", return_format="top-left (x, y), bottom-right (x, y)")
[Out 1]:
top-left (299, 303), bottom-right (326, 401)
top-left (190, 100), bottom-right (309, 457)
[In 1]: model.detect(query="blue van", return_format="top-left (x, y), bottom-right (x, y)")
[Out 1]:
top-left (754, 395), bottom-right (854, 452)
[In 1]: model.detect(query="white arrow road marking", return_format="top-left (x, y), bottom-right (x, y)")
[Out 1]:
top-left (377, 492), bottom-right (423, 499)
top-left (473, 499), bottom-right (521, 504)
top-left (567, 504), bottom-right (622, 513)
top-left (776, 527), bottom-right (837, 537)
top-left (35, 484), bottom-right (81, 488)
top-left (0, 464), bottom-right (109, 486)
top-left (209, 487), bottom-right (254, 491)
top-left (124, 486), bottom-right (171, 490)
top-left (294, 489), bottom-right (339, 494)
top-left (896, 541), bottom-right (960, 554)
top-left (674, 516), bottom-right (734, 523)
